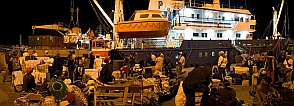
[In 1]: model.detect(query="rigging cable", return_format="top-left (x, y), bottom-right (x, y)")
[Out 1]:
top-left (89, 0), bottom-right (112, 31)
top-left (125, 0), bottom-right (132, 15)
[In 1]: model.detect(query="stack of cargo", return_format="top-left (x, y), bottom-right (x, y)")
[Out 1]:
top-left (28, 35), bottom-right (64, 49)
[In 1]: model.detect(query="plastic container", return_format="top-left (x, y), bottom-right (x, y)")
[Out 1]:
top-left (211, 79), bottom-right (221, 88)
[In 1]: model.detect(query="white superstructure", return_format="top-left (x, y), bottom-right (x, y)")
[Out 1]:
top-left (149, 0), bottom-right (256, 41)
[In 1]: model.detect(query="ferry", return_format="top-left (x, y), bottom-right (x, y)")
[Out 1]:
top-left (6, 0), bottom-right (289, 67)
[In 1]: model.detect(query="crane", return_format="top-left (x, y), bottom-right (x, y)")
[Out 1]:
top-left (32, 24), bottom-right (72, 36)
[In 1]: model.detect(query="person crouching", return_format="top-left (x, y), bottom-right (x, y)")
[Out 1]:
top-left (22, 68), bottom-right (36, 92)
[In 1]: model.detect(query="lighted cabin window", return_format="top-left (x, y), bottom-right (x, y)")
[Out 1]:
top-left (199, 52), bottom-right (203, 57)
top-left (201, 33), bottom-right (207, 38)
top-left (250, 25), bottom-right (255, 29)
top-left (217, 33), bottom-right (223, 38)
top-left (193, 33), bottom-right (199, 37)
top-left (236, 33), bottom-right (241, 38)
top-left (212, 52), bottom-right (215, 57)
top-left (140, 14), bottom-right (149, 18)
top-left (152, 14), bottom-right (162, 18)
top-left (204, 52), bottom-right (208, 57)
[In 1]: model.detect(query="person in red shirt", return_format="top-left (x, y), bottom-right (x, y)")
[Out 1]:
top-left (120, 64), bottom-right (129, 78)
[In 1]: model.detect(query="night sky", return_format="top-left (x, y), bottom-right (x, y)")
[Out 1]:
top-left (1, 0), bottom-right (293, 45)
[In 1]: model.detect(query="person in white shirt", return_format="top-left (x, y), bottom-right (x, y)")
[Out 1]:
top-left (283, 55), bottom-right (293, 82)
top-left (218, 51), bottom-right (228, 81)
top-left (176, 52), bottom-right (185, 76)
top-left (151, 53), bottom-right (156, 66)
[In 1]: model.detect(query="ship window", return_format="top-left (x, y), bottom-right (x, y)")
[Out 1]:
top-left (236, 33), bottom-right (241, 38)
top-left (212, 51), bottom-right (215, 57)
top-left (201, 33), bottom-right (207, 38)
top-left (140, 14), bottom-right (149, 18)
top-left (199, 52), bottom-right (203, 57)
top-left (191, 14), bottom-right (194, 18)
top-left (152, 14), bottom-right (162, 18)
top-left (250, 25), bottom-right (255, 29)
top-left (222, 17), bottom-right (225, 20)
top-left (217, 33), bottom-right (223, 38)
top-left (193, 33), bottom-right (199, 37)
top-left (196, 14), bottom-right (199, 19)
top-left (204, 52), bottom-right (208, 57)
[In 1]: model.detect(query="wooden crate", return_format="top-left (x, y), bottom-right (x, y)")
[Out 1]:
top-left (28, 36), bottom-right (34, 46)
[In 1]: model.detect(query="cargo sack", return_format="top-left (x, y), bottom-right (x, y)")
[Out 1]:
top-left (14, 97), bottom-right (29, 106)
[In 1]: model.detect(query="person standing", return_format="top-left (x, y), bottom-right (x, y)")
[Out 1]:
top-left (264, 51), bottom-right (278, 83)
top-left (218, 51), bottom-right (228, 81)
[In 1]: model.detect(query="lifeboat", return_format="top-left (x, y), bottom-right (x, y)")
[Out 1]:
top-left (115, 10), bottom-right (171, 38)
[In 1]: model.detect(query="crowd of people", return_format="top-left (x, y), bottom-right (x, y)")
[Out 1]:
top-left (234, 50), bottom-right (294, 83)
top-left (4, 48), bottom-right (294, 106)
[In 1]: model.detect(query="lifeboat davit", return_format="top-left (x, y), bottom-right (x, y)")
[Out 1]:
top-left (115, 10), bottom-right (171, 38)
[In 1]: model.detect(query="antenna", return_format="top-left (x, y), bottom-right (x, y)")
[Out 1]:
top-left (76, 7), bottom-right (79, 27)
top-left (69, 0), bottom-right (75, 28)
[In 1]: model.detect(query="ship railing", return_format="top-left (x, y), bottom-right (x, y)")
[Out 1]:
top-left (184, 0), bottom-right (247, 9)
top-left (118, 38), bottom-right (182, 49)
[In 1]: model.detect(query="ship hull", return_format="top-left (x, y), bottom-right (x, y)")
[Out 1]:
top-left (115, 20), bottom-right (171, 38)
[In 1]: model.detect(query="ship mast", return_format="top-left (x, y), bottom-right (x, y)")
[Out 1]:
top-left (272, 0), bottom-right (285, 39)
